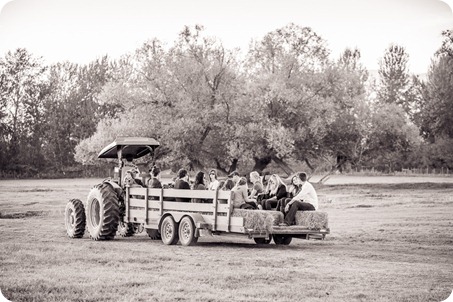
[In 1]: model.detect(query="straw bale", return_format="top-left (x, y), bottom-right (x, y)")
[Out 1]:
top-left (232, 209), bottom-right (283, 232)
top-left (294, 211), bottom-right (329, 230)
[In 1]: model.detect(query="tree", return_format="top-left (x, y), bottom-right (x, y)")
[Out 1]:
top-left (377, 44), bottom-right (413, 114)
top-left (0, 48), bottom-right (47, 173)
top-left (244, 23), bottom-right (332, 174)
top-left (42, 57), bottom-right (112, 171)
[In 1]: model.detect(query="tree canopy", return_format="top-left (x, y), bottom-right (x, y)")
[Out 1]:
top-left (1, 24), bottom-right (452, 178)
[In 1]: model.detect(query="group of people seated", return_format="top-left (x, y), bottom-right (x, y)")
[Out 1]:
top-left (125, 165), bottom-right (318, 226)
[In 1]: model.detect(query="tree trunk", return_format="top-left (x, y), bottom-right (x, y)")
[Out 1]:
top-left (252, 156), bottom-right (272, 174)
top-left (228, 158), bottom-right (238, 174)
top-left (319, 156), bottom-right (348, 184)
top-left (271, 156), bottom-right (294, 177)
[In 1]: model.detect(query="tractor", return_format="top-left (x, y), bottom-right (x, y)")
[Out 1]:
top-left (64, 137), bottom-right (160, 240)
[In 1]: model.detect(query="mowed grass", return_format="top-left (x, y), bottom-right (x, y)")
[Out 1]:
top-left (0, 177), bottom-right (452, 302)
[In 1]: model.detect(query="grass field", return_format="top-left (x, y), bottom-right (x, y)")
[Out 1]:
top-left (0, 176), bottom-right (452, 302)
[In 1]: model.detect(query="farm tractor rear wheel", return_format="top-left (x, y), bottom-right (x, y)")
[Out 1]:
top-left (86, 183), bottom-right (120, 240)
top-left (146, 229), bottom-right (161, 240)
top-left (117, 221), bottom-right (135, 237)
top-left (64, 199), bottom-right (86, 238)
top-left (178, 216), bottom-right (198, 246)
top-left (160, 216), bottom-right (179, 245)
top-left (273, 234), bottom-right (292, 245)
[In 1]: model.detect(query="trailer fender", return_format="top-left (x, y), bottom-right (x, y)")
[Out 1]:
top-left (158, 212), bottom-right (206, 232)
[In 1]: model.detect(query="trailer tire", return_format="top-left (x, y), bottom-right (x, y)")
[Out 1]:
top-left (86, 183), bottom-right (120, 240)
top-left (273, 234), bottom-right (292, 245)
top-left (178, 216), bottom-right (198, 246)
top-left (146, 229), bottom-right (161, 240)
top-left (64, 199), bottom-right (86, 238)
top-left (254, 238), bottom-right (271, 245)
top-left (117, 221), bottom-right (135, 237)
top-left (160, 216), bottom-right (179, 245)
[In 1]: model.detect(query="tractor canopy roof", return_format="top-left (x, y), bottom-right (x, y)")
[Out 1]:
top-left (98, 137), bottom-right (160, 159)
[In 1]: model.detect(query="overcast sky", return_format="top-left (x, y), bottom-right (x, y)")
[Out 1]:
top-left (0, 0), bottom-right (452, 74)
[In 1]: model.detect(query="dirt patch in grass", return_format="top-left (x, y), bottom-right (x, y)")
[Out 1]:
top-left (0, 210), bottom-right (45, 219)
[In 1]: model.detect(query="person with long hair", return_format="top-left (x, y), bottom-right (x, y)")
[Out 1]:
top-left (257, 174), bottom-right (287, 210)
top-left (231, 177), bottom-right (258, 209)
top-left (249, 171), bottom-right (264, 199)
top-left (276, 174), bottom-right (301, 213)
top-left (192, 171), bottom-right (207, 203)
top-left (207, 169), bottom-right (220, 191)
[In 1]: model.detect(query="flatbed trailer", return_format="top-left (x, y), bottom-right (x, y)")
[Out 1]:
top-left (125, 186), bottom-right (330, 246)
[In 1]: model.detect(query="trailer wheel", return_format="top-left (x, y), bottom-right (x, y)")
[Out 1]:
top-left (64, 199), bottom-right (86, 238)
top-left (254, 238), bottom-right (271, 245)
top-left (146, 229), bottom-right (161, 240)
top-left (273, 234), bottom-right (292, 245)
top-left (117, 221), bottom-right (135, 237)
top-left (178, 217), bottom-right (198, 246)
top-left (160, 216), bottom-right (179, 245)
top-left (86, 183), bottom-right (120, 240)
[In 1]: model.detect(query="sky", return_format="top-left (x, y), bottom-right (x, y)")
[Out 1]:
top-left (0, 0), bottom-right (452, 74)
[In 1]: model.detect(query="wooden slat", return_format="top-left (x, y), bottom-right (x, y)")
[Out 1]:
top-left (212, 189), bottom-right (218, 231)
top-left (144, 187), bottom-right (149, 224)
top-left (226, 191), bottom-right (232, 232)
top-left (159, 188), bottom-right (163, 216)
top-left (126, 187), bottom-right (130, 222)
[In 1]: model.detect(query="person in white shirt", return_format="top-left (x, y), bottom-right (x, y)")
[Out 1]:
top-left (282, 172), bottom-right (318, 225)
top-left (208, 169), bottom-right (220, 191)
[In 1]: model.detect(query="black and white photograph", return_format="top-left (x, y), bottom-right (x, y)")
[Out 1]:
top-left (0, 0), bottom-right (452, 301)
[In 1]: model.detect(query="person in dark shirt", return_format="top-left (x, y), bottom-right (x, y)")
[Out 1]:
top-left (147, 166), bottom-right (162, 189)
top-left (192, 171), bottom-right (207, 203)
top-left (174, 169), bottom-right (191, 202)
top-left (257, 174), bottom-right (287, 210)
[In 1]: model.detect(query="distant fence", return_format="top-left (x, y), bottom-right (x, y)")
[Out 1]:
top-left (345, 167), bottom-right (452, 176)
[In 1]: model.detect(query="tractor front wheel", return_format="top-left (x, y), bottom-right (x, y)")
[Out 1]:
top-left (146, 229), bottom-right (161, 240)
top-left (117, 221), bottom-right (135, 237)
top-left (64, 199), bottom-right (86, 238)
top-left (86, 183), bottom-right (120, 240)
top-left (178, 217), bottom-right (198, 246)
top-left (160, 216), bottom-right (179, 245)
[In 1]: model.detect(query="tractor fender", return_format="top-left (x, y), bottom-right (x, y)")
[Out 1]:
top-left (102, 179), bottom-right (123, 197)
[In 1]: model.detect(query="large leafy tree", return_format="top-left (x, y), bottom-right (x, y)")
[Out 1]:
top-left (377, 44), bottom-right (414, 114)
top-left (412, 30), bottom-right (453, 168)
top-left (42, 57), bottom-right (112, 170)
top-left (0, 48), bottom-right (47, 172)
top-left (76, 27), bottom-right (244, 174)
top-left (244, 23), bottom-right (332, 173)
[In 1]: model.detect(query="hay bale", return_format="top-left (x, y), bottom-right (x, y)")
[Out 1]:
top-left (294, 211), bottom-right (329, 230)
top-left (232, 209), bottom-right (283, 232)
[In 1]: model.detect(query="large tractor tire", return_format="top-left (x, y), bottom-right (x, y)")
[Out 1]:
top-left (64, 199), bottom-right (86, 238)
top-left (117, 221), bottom-right (135, 237)
top-left (86, 183), bottom-right (120, 240)
top-left (146, 229), bottom-right (161, 240)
